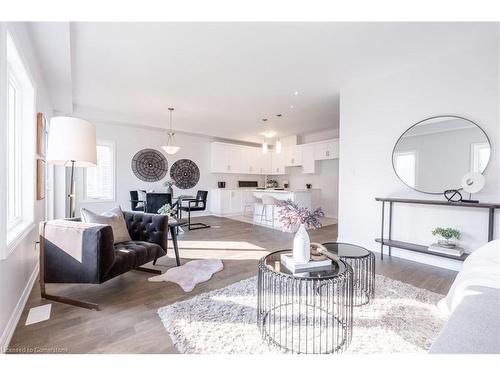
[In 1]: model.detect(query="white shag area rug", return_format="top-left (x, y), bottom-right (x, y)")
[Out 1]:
top-left (148, 259), bottom-right (223, 292)
top-left (157, 275), bottom-right (449, 354)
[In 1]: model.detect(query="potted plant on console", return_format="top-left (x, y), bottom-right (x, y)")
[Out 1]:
top-left (429, 227), bottom-right (464, 257)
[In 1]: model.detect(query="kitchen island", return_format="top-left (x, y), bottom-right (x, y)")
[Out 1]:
top-left (250, 189), bottom-right (317, 230)
top-left (210, 188), bottom-right (320, 231)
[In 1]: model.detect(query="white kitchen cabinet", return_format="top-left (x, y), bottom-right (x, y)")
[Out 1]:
top-left (301, 144), bottom-right (316, 173)
top-left (210, 189), bottom-right (243, 216)
top-left (271, 151), bottom-right (286, 175)
top-left (284, 145), bottom-right (303, 167)
top-left (241, 146), bottom-right (262, 174)
top-left (314, 139), bottom-right (339, 160)
top-left (257, 151), bottom-right (272, 174)
top-left (210, 142), bottom-right (243, 173)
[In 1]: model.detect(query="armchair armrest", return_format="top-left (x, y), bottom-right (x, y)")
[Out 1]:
top-left (40, 220), bottom-right (115, 284)
top-left (123, 211), bottom-right (168, 251)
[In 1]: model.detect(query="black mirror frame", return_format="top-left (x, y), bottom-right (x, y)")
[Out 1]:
top-left (391, 115), bottom-right (491, 195)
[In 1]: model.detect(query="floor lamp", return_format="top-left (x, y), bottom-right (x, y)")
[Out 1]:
top-left (46, 117), bottom-right (97, 218)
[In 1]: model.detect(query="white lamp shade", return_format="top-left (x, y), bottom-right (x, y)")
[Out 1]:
top-left (461, 172), bottom-right (486, 194)
top-left (47, 117), bottom-right (97, 167)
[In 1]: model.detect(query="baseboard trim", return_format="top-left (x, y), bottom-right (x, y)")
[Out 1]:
top-left (0, 261), bottom-right (39, 353)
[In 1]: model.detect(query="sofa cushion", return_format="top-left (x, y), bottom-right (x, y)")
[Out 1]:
top-left (81, 206), bottom-right (132, 244)
top-left (430, 286), bottom-right (500, 354)
top-left (103, 241), bottom-right (166, 281)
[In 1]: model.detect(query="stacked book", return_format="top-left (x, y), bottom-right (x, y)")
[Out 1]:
top-left (428, 243), bottom-right (464, 258)
top-left (280, 253), bottom-right (331, 273)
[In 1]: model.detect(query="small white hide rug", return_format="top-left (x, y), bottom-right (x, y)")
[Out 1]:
top-left (148, 259), bottom-right (223, 292)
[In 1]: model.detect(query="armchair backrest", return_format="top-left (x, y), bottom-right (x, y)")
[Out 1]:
top-left (145, 193), bottom-right (172, 214)
top-left (196, 190), bottom-right (208, 209)
top-left (123, 211), bottom-right (168, 251)
top-left (40, 220), bottom-right (115, 284)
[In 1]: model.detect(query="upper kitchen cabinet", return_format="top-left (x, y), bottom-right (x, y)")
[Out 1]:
top-left (314, 139), bottom-right (339, 160)
top-left (271, 151), bottom-right (286, 175)
top-left (284, 145), bottom-right (303, 167)
top-left (258, 151), bottom-right (272, 174)
top-left (301, 143), bottom-right (316, 173)
top-left (241, 146), bottom-right (264, 174)
top-left (210, 142), bottom-right (243, 173)
top-left (211, 142), bottom-right (270, 174)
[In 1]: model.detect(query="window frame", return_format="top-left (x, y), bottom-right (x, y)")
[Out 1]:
top-left (394, 150), bottom-right (418, 189)
top-left (82, 139), bottom-right (116, 203)
top-left (1, 27), bottom-right (37, 259)
top-left (470, 142), bottom-right (490, 173)
top-left (6, 72), bottom-right (22, 230)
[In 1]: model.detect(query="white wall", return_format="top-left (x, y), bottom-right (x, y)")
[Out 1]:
top-left (338, 38), bottom-right (499, 270)
top-left (0, 23), bottom-right (53, 350)
top-left (73, 122), bottom-right (266, 215)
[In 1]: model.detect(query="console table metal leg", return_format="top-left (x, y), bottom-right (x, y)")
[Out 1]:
top-left (388, 202), bottom-right (393, 257)
top-left (488, 208), bottom-right (494, 241)
top-left (380, 202), bottom-right (385, 260)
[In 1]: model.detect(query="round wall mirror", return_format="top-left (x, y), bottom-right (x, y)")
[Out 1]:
top-left (392, 116), bottom-right (491, 194)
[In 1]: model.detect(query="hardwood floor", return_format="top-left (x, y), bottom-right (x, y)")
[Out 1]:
top-left (7, 216), bottom-right (458, 354)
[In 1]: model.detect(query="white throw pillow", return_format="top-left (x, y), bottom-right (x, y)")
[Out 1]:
top-left (80, 206), bottom-right (132, 244)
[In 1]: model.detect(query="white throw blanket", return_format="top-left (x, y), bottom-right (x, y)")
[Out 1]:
top-left (439, 239), bottom-right (500, 314)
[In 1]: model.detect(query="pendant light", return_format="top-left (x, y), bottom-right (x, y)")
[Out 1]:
top-left (162, 107), bottom-right (180, 155)
top-left (275, 114), bottom-right (282, 154)
top-left (262, 141), bottom-right (268, 154)
top-left (261, 118), bottom-right (268, 154)
top-left (275, 139), bottom-right (282, 154)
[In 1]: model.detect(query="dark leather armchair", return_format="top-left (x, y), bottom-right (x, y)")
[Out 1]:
top-left (39, 211), bottom-right (168, 310)
top-left (178, 190), bottom-right (210, 230)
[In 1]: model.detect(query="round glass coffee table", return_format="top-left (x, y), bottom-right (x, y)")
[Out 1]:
top-left (322, 242), bottom-right (375, 306)
top-left (257, 250), bottom-right (353, 354)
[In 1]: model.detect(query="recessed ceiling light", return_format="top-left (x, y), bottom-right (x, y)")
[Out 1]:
top-left (294, 91), bottom-right (299, 96)
top-left (290, 105), bottom-right (294, 109)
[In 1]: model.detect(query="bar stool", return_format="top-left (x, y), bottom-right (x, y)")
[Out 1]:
top-left (243, 192), bottom-right (259, 218)
top-left (260, 195), bottom-right (281, 228)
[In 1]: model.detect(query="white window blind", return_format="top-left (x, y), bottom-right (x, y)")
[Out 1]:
top-left (7, 75), bottom-right (22, 228)
top-left (84, 141), bottom-right (115, 201)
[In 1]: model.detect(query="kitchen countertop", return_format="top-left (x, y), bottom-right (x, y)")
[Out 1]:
top-left (212, 188), bottom-right (319, 193)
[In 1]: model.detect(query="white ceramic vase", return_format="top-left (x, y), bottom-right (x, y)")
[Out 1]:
top-left (293, 223), bottom-right (310, 263)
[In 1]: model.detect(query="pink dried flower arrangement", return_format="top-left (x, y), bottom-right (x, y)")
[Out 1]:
top-left (277, 199), bottom-right (325, 231)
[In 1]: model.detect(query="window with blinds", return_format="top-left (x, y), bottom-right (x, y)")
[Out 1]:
top-left (4, 29), bottom-right (36, 257)
top-left (84, 140), bottom-right (115, 201)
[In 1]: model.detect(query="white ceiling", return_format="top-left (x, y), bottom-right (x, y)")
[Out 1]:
top-left (28, 22), bottom-right (497, 143)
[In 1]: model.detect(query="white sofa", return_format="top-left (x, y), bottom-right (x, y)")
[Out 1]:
top-left (430, 240), bottom-right (500, 354)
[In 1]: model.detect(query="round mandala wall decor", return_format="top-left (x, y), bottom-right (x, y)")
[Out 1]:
top-left (131, 149), bottom-right (168, 182)
top-left (170, 159), bottom-right (200, 189)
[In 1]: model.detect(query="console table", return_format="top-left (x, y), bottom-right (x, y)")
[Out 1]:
top-left (375, 197), bottom-right (500, 261)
